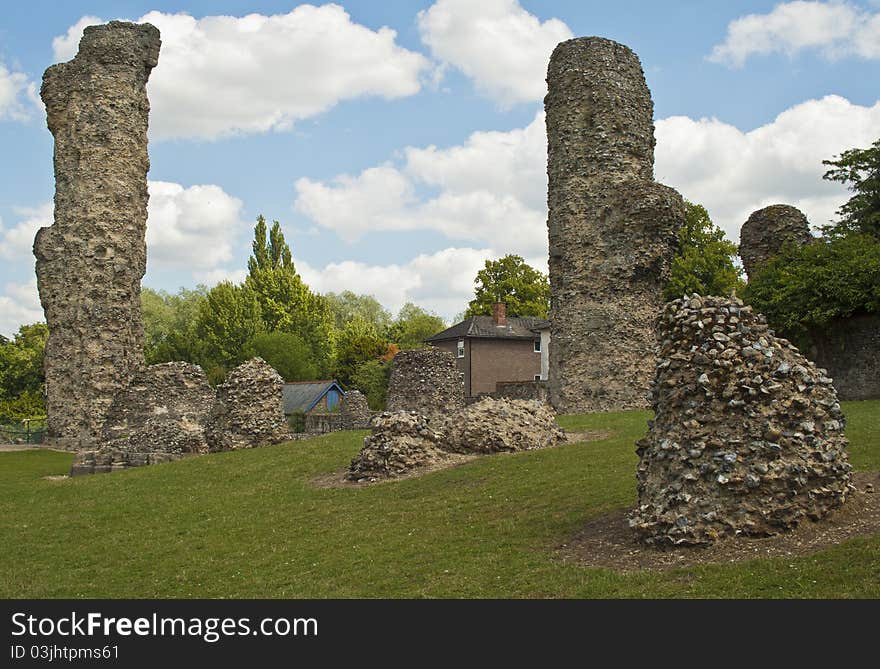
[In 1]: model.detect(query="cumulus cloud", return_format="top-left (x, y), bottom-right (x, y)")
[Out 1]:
top-left (294, 111), bottom-right (548, 257)
top-left (0, 279), bottom-right (43, 338)
top-left (298, 247), bottom-right (494, 320)
top-left (709, 1), bottom-right (880, 67)
top-left (146, 181), bottom-right (246, 271)
top-left (0, 202), bottom-right (52, 259)
top-left (52, 15), bottom-right (103, 61)
top-left (655, 95), bottom-right (880, 242)
top-left (0, 61), bottom-right (39, 121)
top-left (417, 0), bottom-right (572, 105)
top-left (55, 7), bottom-right (430, 140)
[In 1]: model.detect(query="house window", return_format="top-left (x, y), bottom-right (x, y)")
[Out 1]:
top-left (457, 340), bottom-right (465, 358)
top-left (534, 339), bottom-right (541, 352)
top-left (534, 375), bottom-right (541, 381)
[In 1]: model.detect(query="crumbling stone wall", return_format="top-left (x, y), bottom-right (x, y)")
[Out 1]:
top-left (447, 397), bottom-right (565, 454)
top-left (808, 314), bottom-right (880, 400)
top-left (545, 37), bottom-right (684, 413)
top-left (494, 380), bottom-right (549, 403)
top-left (630, 295), bottom-right (851, 546)
top-left (34, 22), bottom-right (161, 450)
top-left (205, 358), bottom-right (291, 451)
top-left (385, 348), bottom-right (465, 428)
top-left (738, 204), bottom-right (813, 279)
top-left (339, 390), bottom-right (372, 430)
top-left (347, 411), bottom-right (447, 481)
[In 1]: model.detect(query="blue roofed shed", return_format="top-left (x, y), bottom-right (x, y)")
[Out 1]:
top-left (282, 380), bottom-right (344, 415)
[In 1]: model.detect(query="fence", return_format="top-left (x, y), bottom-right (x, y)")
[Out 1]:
top-left (0, 417), bottom-right (47, 444)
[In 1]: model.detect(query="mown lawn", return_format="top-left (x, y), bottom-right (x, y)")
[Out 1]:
top-left (1, 401), bottom-right (877, 598)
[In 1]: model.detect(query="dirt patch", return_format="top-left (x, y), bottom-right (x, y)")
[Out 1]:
top-left (313, 429), bottom-right (611, 489)
top-left (558, 471), bottom-right (880, 572)
top-left (41, 475), bottom-right (69, 482)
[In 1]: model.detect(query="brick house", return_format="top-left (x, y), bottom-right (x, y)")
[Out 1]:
top-left (425, 303), bottom-right (549, 399)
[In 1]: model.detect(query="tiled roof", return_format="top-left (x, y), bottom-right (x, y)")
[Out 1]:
top-left (281, 380), bottom-right (343, 414)
top-left (426, 316), bottom-right (549, 342)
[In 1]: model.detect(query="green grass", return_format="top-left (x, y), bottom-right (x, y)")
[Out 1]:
top-left (1, 401), bottom-right (878, 598)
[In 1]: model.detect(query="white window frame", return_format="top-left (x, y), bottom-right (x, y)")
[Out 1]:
top-left (457, 340), bottom-right (465, 358)
top-left (533, 339), bottom-right (541, 353)
top-left (534, 375), bottom-right (541, 381)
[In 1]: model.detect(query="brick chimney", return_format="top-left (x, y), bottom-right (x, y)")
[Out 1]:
top-left (492, 301), bottom-right (507, 326)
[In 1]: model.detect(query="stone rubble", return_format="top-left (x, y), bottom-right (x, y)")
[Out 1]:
top-left (347, 411), bottom-right (449, 481)
top-left (629, 295), bottom-right (852, 546)
top-left (205, 358), bottom-right (291, 452)
top-left (385, 348), bottom-right (465, 429)
top-left (545, 37), bottom-right (684, 414)
top-left (35, 21), bottom-right (161, 450)
top-left (447, 397), bottom-right (566, 454)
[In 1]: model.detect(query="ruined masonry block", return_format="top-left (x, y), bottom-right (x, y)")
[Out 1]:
top-left (629, 295), bottom-right (851, 546)
top-left (339, 389), bottom-right (372, 430)
top-left (34, 22), bottom-right (161, 450)
top-left (385, 348), bottom-right (465, 430)
top-left (739, 204), bottom-right (813, 279)
top-left (546, 37), bottom-right (684, 413)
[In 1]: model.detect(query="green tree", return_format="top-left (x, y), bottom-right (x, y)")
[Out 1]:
top-left (324, 291), bottom-right (392, 333)
top-left (333, 317), bottom-right (390, 389)
top-left (742, 234), bottom-right (880, 347)
top-left (249, 331), bottom-right (318, 382)
top-left (350, 358), bottom-right (392, 411)
top-left (663, 201), bottom-right (744, 301)
top-left (0, 323), bottom-right (48, 420)
top-left (141, 286), bottom-right (207, 364)
top-left (465, 255), bottom-right (550, 318)
top-left (245, 215), bottom-right (335, 374)
top-left (194, 281), bottom-right (263, 383)
top-left (387, 302), bottom-right (446, 349)
top-left (822, 138), bottom-right (880, 238)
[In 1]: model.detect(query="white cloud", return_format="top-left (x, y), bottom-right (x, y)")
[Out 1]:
top-left (417, 0), bottom-right (572, 105)
top-left (146, 181), bottom-right (246, 272)
top-left (192, 268), bottom-right (249, 286)
top-left (655, 95), bottom-right (880, 242)
top-left (0, 202), bottom-right (52, 259)
top-left (294, 111), bottom-right (548, 257)
top-left (55, 7), bottom-right (430, 140)
top-left (0, 61), bottom-right (39, 122)
top-left (709, 1), bottom-right (880, 67)
top-left (52, 15), bottom-right (103, 61)
top-left (298, 247), bottom-right (493, 320)
top-left (0, 279), bottom-right (42, 338)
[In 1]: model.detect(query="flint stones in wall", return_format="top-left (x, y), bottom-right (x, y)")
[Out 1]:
top-left (205, 358), bottom-right (291, 451)
top-left (447, 397), bottom-right (566, 453)
top-left (629, 295), bottom-right (852, 546)
top-left (545, 37), bottom-right (684, 414)
top-left (347, 411), bottom-right (448, 481)
top-left (34, 22), bottom-right (161, 450)
top-left (386, 348), bottom-right (465, 428)
top-left (739, 204), bottom-right (813, 279)
top-left (340, 389), bottom-right (371, 430)
top-left (101, 362), bottom-right (214, 454)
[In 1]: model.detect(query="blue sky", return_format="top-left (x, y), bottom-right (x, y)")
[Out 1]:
top-left (1, 0), bottom-right (878, 335)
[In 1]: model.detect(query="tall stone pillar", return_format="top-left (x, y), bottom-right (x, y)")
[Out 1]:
top-left (34, 22), bottom-right (160, 449)
top-left (545, 37), bottom-right (684, 413)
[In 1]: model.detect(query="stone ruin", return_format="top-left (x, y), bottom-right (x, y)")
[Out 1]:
top-left (35, 23), bottom-right (292, 474)
top-left (35, 22), bottom-right (161, 450)
top-left (205, 358), bottom-right (291, 452)
top-left (446, 397), bottom-right (565, 454)
top-left (545, 37), bottom-right (684, 414)
top-left (339, 389), bottom-right (372, 430)
top-left (347, 397), bottom-right (565, 481)
top-left (385, 348), bottom-right (465, 429)
top-left (738, 204), bottom-right (813, 280)
top-left (629, 295), bottom-right (852, 546)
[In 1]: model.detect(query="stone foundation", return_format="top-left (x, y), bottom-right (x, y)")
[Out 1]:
top-left (386, 348), bottom-right (465, 428)
top-left (447, 397), bottom-right (566, 454)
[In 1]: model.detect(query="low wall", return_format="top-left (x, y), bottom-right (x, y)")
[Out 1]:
top-left (494, 380), bottom-right (549, 403)
top-left (807, 313), bottom-right (880, 400)
top-left (304, 413), bottom-right (343, 434)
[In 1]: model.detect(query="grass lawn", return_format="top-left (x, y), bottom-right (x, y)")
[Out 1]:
top-left (1, 401), bottom-right (877, 599)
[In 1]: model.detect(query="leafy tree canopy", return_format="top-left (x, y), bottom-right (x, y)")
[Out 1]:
top-left (742, 233), bottom-right (880, 346)
top-left (465, 254), bottom-right (549, 319)
top-left (387, 302), bottom-right (446, 349)
top-left (333, 317), bottom-right (390, 389)
top-left (822, 137), bottom-right (880, 239)
top-left (249, 331), bottom-right (318, 382)
top-left (142, 286), bottom-right (207, 365)
top-left (0, 323), bottom-right (48, 400)
top-left (323, 291), bottom-right (392, 333)
top-left (194, 281), bottom-right (263, 383)
top-left (663, 201), bottom-right (744, 301)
